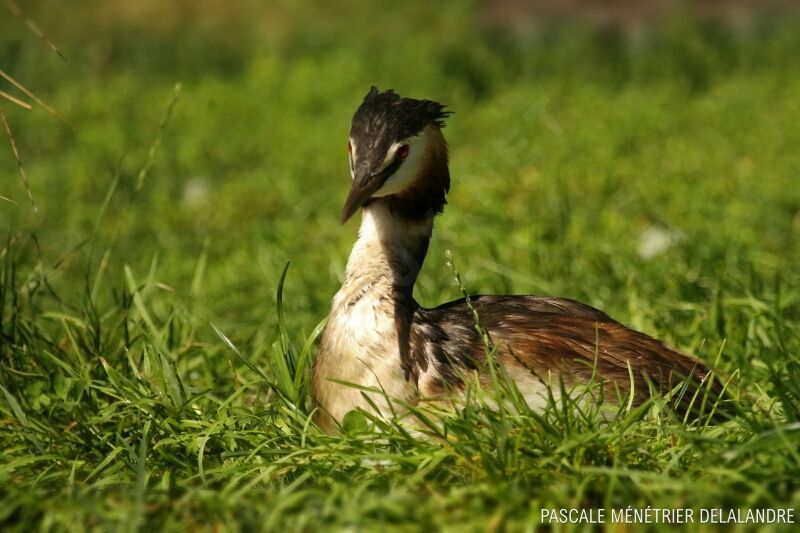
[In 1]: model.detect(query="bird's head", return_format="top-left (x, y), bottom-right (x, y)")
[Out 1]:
top-left (341, 87), bottom-right (452, 223)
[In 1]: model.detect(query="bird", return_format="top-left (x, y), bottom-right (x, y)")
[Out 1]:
top-left (311, 87), bottom-right (721, 434)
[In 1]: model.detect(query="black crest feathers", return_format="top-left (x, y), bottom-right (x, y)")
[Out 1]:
top-left (350, 87), bottom-right (451, 144)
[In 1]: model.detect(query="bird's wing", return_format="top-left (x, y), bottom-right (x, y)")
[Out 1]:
top-left (410, 295), bottom-right (720, 410)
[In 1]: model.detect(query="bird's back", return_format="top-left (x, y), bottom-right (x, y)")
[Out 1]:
top-left (410, 295), bottom-right (722, 414)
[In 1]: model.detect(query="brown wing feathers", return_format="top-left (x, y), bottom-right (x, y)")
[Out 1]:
top-left (411, 295), bottom-right (720, 413)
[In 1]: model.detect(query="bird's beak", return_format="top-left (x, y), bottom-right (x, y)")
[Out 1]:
top-left (340, 169), bottom-right (388, 223)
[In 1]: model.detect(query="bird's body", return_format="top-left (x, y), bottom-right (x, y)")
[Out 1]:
top-left (312, 88), bottom-right (717, 433)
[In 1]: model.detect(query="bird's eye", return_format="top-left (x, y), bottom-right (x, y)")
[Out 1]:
top-left (397, 144), bottom-right (409, 160)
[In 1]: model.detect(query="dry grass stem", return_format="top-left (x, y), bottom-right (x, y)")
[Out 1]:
top-left (2, 0), bottom-right (69, 64)
top-left (1, 106), bottom-right (37, 212)
top-left (0, 69), bottom-right (72, 128)
top-left (0, 88), bottom-right (32, 110)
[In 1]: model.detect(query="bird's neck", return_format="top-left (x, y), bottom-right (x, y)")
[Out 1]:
top-left (336, 202), bottom-right (433, 309)
top-left (336, 127), bottom-right (449, 309)
top-left (314, 138), bottom-right (449, 431)
top-left (316, 201), bottom-right (434, 432)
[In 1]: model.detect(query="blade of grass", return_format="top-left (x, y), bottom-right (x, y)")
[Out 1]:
top-left (136, 83), bottom-right (182, 190)
top-left (0, 69), bottom-right (71, 128)
top-left (158, 349), bottom-right (185, 410)
top-left (267, 262), bottom-right (298, 402)
top-left (0, 106), bottom-right (37, 212)
top-left (190, 240), bottom-right (209, 299)
top-left (211, 322), bottom-right (273, 386)
top-left (124, 265), bottom-right (161, 343)
top-left (293, 316), bottom-right (327, 400)
top-left (129, 419), bottom-right (151, 533)
top-left (2, 0), bottom-right (69, 64)
top-left (0, 89), bottom-right (31, 110)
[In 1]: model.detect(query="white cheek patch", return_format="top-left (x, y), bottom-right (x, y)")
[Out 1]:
top-left (372, 128), bottom-right (432, 198)
top-left (348, 138), bottom-right (357, 179)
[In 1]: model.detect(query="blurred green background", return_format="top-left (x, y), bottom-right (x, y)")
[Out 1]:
top-left (2, 1), bottom-right (799, 348)
top-left (2, 1), bottom-right (800, 529)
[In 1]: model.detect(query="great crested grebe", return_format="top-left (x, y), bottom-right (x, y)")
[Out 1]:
top-left (312, 87), bottom-right (719, 433)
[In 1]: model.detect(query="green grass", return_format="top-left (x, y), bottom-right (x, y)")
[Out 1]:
top-left (2, 2), bottom-right (800, 530)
